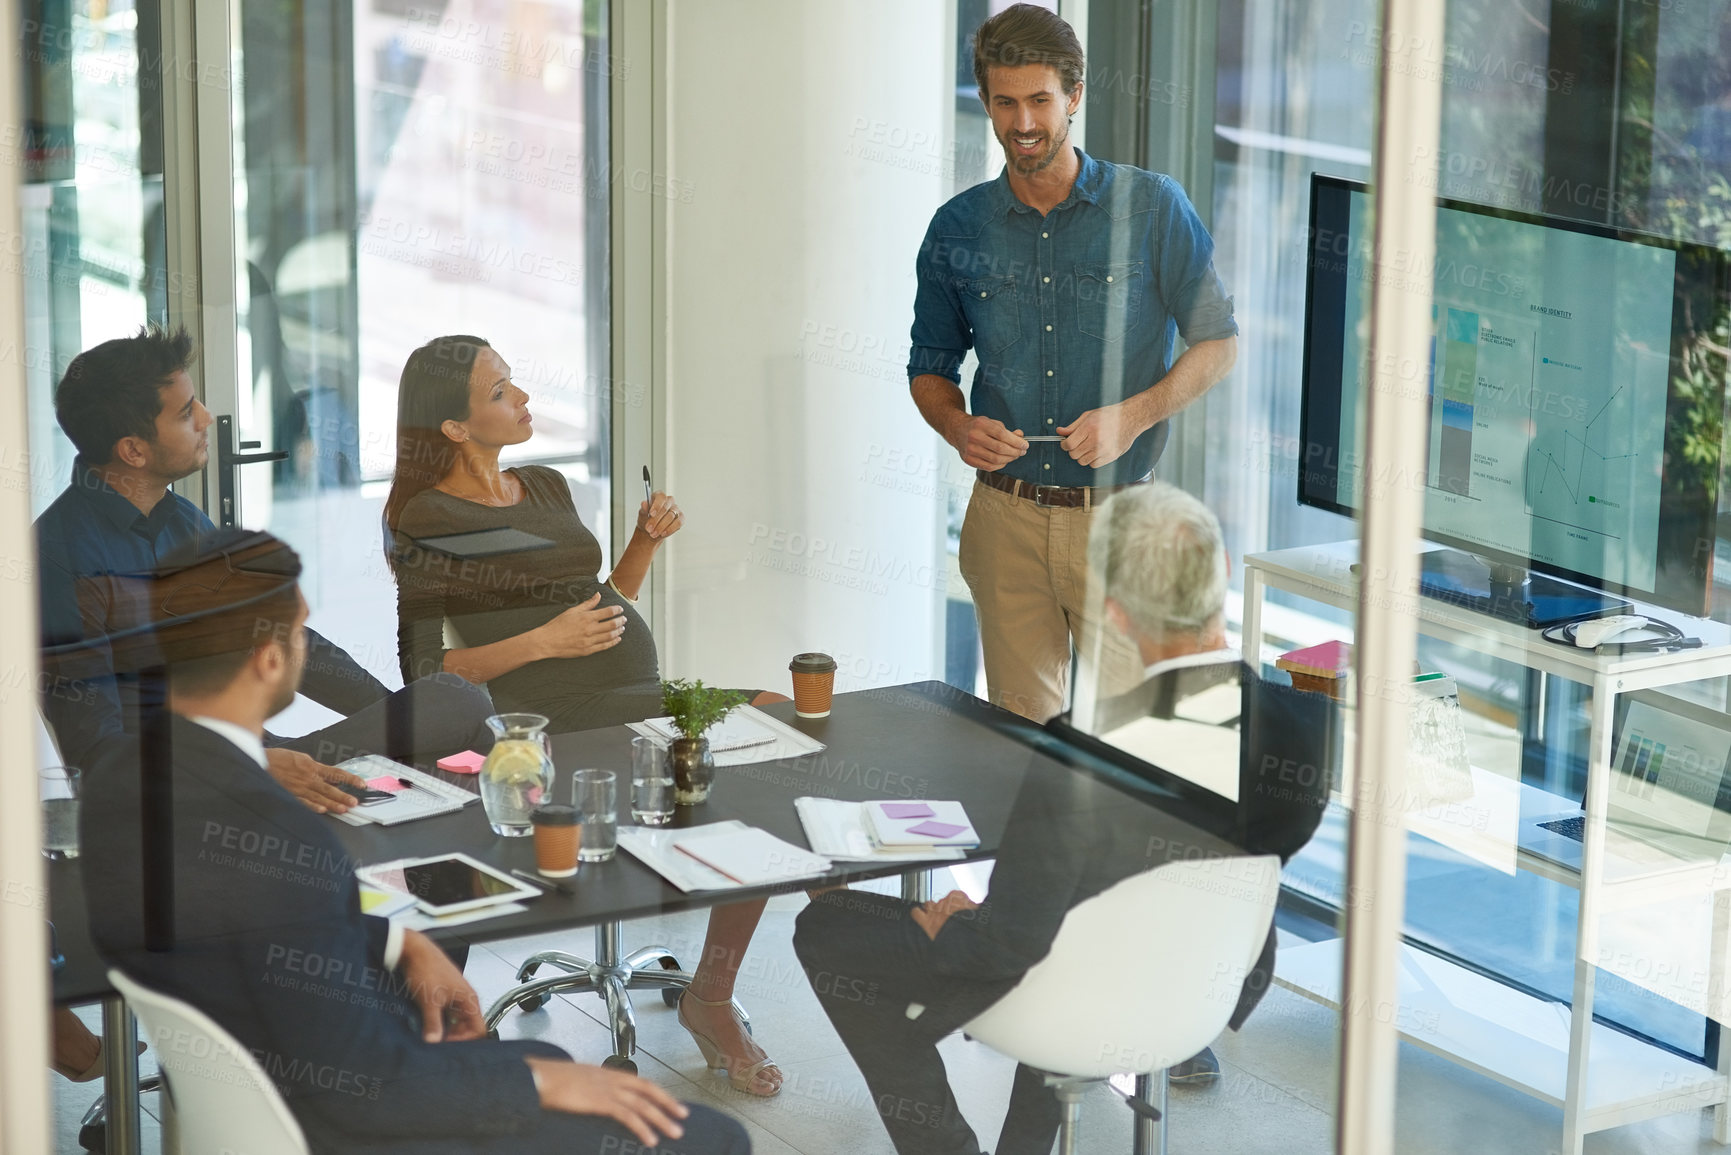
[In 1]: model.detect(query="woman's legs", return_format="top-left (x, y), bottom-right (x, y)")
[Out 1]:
top-left (674, 691), bottom-right (786, 1094)
top-left (681, 897), bottom-right (782, 1094)
top-left (51, 1007), bottom-right (102, 1079)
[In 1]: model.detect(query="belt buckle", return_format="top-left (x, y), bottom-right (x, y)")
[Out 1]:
top-left (1031, 484), bottom-right (1060, 507)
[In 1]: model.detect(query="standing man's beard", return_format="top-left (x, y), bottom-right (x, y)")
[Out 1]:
top-left (1000, 119), bottom-right (1070, 176)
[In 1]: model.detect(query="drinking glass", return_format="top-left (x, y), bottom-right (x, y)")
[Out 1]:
top-left (40, 766), bottom-right (81, 860)
top-left (630, 737), bottom-right (674, 826)
top-left (574, 769), bottom-right (618, 862)
top-left (480, 713), bottom-right (554, 837)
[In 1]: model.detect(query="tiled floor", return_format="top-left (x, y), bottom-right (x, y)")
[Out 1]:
top-left (52, 887), bottom-right (1731, 1153)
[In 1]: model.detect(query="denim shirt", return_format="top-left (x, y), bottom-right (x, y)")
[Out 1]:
top-left (908, 149), bottom-right (1237, 487)
top-left (35, 459), bottom-right (216, 767)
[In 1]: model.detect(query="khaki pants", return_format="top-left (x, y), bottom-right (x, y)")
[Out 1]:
top-left (958, 479), bottom-right (1145, 722)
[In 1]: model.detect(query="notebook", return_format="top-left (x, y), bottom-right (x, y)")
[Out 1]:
top-left (673, 826), bottom-right (833, 886)
top-left (618, 821), bottom-right (834, 891)
top-left (626, 705), bottom-right (826, 766)
top-left (795, 797), bottom-right (967, 863)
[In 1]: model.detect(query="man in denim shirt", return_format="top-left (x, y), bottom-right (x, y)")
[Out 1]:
top-left (909, 5), bottom-right (1238, 723)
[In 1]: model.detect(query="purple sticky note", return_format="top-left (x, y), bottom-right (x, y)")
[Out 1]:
top-left (882, 802), bottom-right (936, 820)
top-left (906, 820), bottom-right (967, 839)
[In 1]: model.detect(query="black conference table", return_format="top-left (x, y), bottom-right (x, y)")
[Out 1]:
top-left (52, 681), bottom-right (1240, 1155)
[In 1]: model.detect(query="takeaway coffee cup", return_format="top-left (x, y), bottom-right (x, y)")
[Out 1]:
top-left (531, 803), bottom-right (579, 877)
top-left (789, 652), bottom-right (838, 718)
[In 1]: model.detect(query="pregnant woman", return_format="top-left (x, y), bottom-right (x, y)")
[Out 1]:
top-left (385, 334), bottom-right (782, 1096)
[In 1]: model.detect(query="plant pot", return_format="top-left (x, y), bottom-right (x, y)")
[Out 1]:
top-left (671, 737), bottom-right (714, 804)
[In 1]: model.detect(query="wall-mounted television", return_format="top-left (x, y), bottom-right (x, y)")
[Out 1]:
top-left (1298, 174), bottom-right (1729, 623)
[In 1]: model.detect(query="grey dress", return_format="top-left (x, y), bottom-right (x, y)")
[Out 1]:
top-left (394, 465), bottom-right (664, 732)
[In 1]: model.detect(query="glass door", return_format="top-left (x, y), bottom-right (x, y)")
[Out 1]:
top-left (211, 0), bottom-right (613, 723)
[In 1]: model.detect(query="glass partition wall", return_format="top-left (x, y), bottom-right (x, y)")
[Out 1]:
top-left (11, 0), bottom-right (1731, 1153)
top-left (1199, 1), bottom-right (1731, 1152)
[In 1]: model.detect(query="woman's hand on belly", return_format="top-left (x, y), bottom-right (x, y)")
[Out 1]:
top-left (531, 592), bottom-right (628, 659)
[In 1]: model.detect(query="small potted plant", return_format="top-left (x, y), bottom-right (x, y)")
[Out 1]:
top-left (660, 678), bottom-right (747, 804)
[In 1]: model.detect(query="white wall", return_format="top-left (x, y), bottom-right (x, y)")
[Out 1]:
top-left (662, 0), bottom-right (956, 695)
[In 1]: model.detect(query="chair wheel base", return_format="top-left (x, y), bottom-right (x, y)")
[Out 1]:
top-left (519, 993), bottom-right (548, 1013)
top-left (662, 987), bottom-right (681, 1008)
top-left (77, 1122), bottom-right (105, 1153)
top-left (602, 1054), bottom-right (638, 1074)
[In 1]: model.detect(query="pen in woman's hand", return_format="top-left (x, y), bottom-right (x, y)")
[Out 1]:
top-left (642, 465), bottom-right (653, 506)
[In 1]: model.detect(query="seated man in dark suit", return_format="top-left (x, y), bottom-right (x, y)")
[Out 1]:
top-left (793, 482), bottom-right (1334, 1155)
top-left (82, 529), bottom-right (749, 1154)
top-left (37, 325), bottom-right (494, 813)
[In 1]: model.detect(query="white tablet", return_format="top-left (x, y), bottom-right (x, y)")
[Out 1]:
top-left (355, 853), bottom-right (541, 916)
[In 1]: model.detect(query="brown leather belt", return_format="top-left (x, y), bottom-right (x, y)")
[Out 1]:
top-left (975, 469), bottom-right (1149, 508)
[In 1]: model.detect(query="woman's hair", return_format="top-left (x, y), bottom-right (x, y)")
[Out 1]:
top-left (382, 334), bottom-right (491, 564)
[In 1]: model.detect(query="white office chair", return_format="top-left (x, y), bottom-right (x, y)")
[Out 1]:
top-left (107, 969), bottom-right (310, 1155)
top-left (962, 854), bottom-right (1282, 1155)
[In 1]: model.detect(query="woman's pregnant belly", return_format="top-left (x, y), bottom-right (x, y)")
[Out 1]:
top-left (453, 586), bottom-right (661, 724)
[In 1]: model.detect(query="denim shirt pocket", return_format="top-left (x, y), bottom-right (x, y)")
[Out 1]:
top-left (1074, 261), bottom-right (1145, 343)
top-left (957, 274), bottom-right (1022, 358)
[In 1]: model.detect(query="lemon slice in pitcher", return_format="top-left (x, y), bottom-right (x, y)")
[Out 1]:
top-left (485, 739), bottom-right (548, 785)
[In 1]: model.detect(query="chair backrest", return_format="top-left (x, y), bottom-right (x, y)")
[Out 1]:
top-left (107, 969), bottom-right (310, 1155)
top-left (963, 853), bottom-right (1281, 1078)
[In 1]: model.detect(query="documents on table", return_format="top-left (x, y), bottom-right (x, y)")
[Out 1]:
top-left (363, 873), bottom-right (525, 931)
top-left (330, 756), bottom-right (480, 826)
top-left (618, 820), bottom-right (833, 891)
top-left (864, 800), bottom-right (980, 849)
top-left (795, 797), bottom-right (967, 863)
top-left (358, 883), bottom-right (416, 919)
top-left (627, 704), bottom-right (826, 766)
top-left (394, 902), bottom-right (529, 932)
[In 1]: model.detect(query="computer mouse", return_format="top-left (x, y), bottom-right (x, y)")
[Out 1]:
top-left (1572, 614), bottom-right (1650, 648)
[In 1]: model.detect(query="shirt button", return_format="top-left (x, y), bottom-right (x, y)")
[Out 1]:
top-left (1045, 324), bottom-right (1052, 331)
top-left (1044, 463), bottom-right (1051, 470)
top-left (1042, 232), bottom-right (1049, 239)
top-left (1046, 370), bottom-right (1053, 377)
top-left (1042, 276), bottom-right (1050, 283)
top-left (1047, 418), bottom-right (1054, 424)
top-left (1106, 276), bottom-right (1114, 283)
top-left (979, 291), bottom-right (988, 298)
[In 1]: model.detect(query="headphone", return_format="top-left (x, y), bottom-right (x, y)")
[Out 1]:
top-left (1540, 614), bottom-right (1701, 654)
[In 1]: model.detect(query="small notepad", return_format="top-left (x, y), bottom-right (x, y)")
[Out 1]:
top-left (907, 820), bottom-right (966, 839)
top-left (881, 802), bottom-right (935, 820)
top-left (436, 750), bottom-right (486, 774)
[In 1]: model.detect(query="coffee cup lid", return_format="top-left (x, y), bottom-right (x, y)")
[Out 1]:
top-left (789, 652), bottom-right (837, 674)
top-left (531, 803), bottom-right (578, 825)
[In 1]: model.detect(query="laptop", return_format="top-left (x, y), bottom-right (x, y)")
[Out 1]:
top-left (1521, 690), bottom-right (1731, 877)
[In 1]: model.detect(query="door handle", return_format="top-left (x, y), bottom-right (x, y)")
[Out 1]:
top-left (215, 415), bottom-right (289, 528)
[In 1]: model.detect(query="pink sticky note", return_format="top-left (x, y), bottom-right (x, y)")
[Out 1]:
top-left (882, 802), bottom-right (935, 820)
top-left (906, 820), bottom-right (967, 839)
top-left (437, 750), bottom-right (486, 774)
top-left (365, 776), bottom-right (407, 793)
